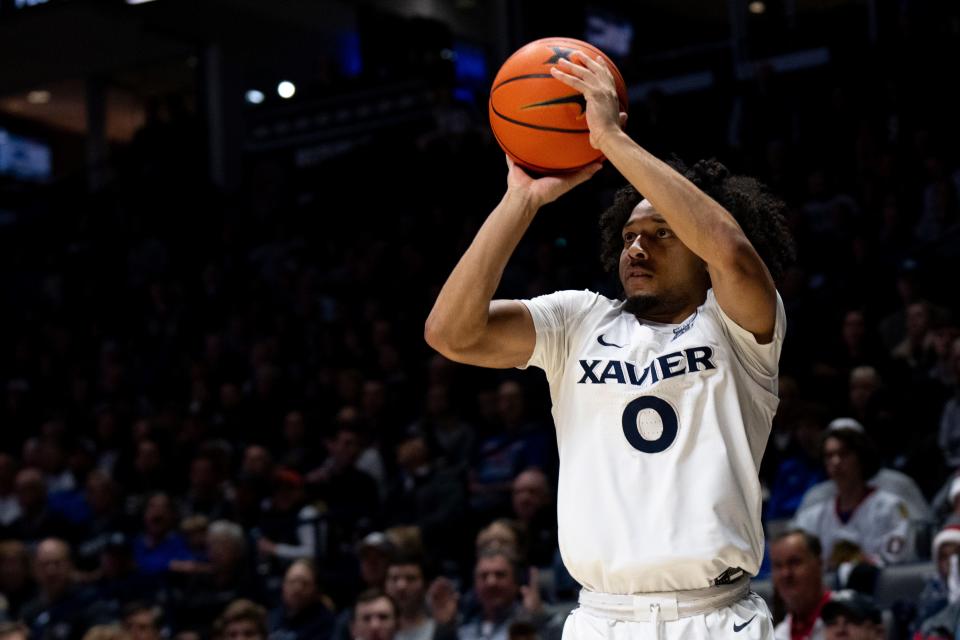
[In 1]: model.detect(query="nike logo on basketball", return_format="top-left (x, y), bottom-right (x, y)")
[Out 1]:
top-left (733, 615), bottom-right (756, 632)
top-left (522, 94), bottom-right (587, 115)
top-left (596, 334), bottom-right (623, 348)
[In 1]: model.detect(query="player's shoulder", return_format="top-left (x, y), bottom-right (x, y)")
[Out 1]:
top-left (525, 288), bottom-right (620, 316)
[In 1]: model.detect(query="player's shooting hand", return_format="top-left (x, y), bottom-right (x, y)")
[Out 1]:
top-left (519, 567), bottom-right (543, 615)
top-left (426, 576), bottom-right (460, 625)
top-left (550, 52), bottom-right (626, 151)
top-left (505, 156), bottom-right (602, 208)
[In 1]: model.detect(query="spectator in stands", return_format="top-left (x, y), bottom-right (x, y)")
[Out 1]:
top-left (766, 404), bottom-right (828, 523)
top-left (306, 425), bottom-right (380, 536)
top-left (267, 559), bottom-right (335, 640)
top-left (510, 469), bottom-right (556, 569)
top-left (277, 411), bottom-right (320, 474)
top-left (350, 590), bottom-right (398, 640)
top-left (4, 468), bottom-right (75, 546)
top-left (172, 520), bottom-right (261, 633)
top-left (89, 533), bottom-right (160, 622)
top-left (913, 520), bottom-right (960, 632)
top-left (74, 471), bottom-right (127, 571)
top-left (0, 540), bottom-right (34, 620)
top-left (182, 453), bottom-right (231, 520)
top-left (20, 538), bottom-right (96, 639)
top-left (80, 625), bottom-right (129, 640)
top-left (793, 418), bottom-right (931, 523)
top-left (0, 622), bottom-right (29, 640)
top-left (845, 367), bottom-right (899, 461)
top-left (793, 422), bottom-right (912, 569)
top-left (429, 547), bottom-right (546, 640)
top-left (771, 530), bottom-right (830, 640)
top-left (385, 427), bottom-right (465, 564)
top-left (384, 555), bottom-right (434, 640)
top-left (214, 599), bottom-right (268, 640)
top-left (407, 384), bottom-right (475, 472)
top-left (469, 382), bottom-right (550, 521)
top-left (892, 302), bottom-right (936, 371)
top-left (256, 468), bottom-right (323, 571)
top-left (132, 493), bottom-right (194, 577)
top-left (356, 532), bottom-right (395, 593)
top-left (123, 440), bottom-right (175, 509)
top-left (929, 326), bottom-right (960, 389)
top-left (939, 337), bottom-right (960, 468)
top-left (820, 590), bottom-right (884, 640)
top-left (122, 602), bottom-right (162, 640)
top-left (475, 520), bottom-right (525, 561)
top-left (0, 454), bottom-right (21, 527)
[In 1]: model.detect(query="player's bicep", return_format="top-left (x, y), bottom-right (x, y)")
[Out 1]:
top-left (708, 241), bottom-right (778, 344)
top-left (438, 299), bottom-right (536, 369)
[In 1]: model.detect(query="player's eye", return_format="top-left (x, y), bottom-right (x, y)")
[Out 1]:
top-left (623, 232), bottom-right (636, 243)
top-left (655, 228), bottom-right (673, 239)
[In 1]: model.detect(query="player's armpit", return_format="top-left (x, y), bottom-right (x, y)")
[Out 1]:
top-left (428, 299), bottom-right (536, 369)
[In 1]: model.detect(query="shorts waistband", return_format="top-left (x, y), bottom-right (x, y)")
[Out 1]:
top-left (577, 577), bottom-right (749, 622)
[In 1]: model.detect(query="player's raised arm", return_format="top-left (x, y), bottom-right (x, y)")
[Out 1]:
top-left (424, 158), bottom-right (601, 369)
top-left (551, 52), bottom-right (779, 343)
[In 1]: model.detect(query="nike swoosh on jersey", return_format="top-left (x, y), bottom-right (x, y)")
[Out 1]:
top-left (596, 334), bottom-right (623, 348)
top-left (733, 615), bottom-right (756, 632)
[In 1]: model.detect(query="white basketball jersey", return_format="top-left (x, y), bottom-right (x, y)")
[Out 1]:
top-left (520, 288), bottom-right (785, 593)
top-left (792, 488), bottom-right (912, 566)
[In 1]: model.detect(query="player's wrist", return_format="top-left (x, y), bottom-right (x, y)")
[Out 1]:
top-left (593, 124), bottom-right (626, 154)
top-left (502, 187), bottom-right (542, 215)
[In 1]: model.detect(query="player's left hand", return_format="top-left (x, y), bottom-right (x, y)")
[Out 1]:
top-left (520, 567), bottom-right (543, 615)
top-left (550, 51), bottom-right (626, 151)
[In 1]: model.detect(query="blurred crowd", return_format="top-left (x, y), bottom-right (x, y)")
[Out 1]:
top-left (1, 4), bottom-right (960, 640)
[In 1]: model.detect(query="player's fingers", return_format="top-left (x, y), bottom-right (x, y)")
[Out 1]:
top-left (592, 54), bottom-right (614, 78)
top-left (556, 57), bottom-right (589, 77)
top-left (550, 67), bottom-right (587, 92)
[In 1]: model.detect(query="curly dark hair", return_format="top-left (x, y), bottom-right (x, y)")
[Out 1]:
top-left (598, 158), bottom-right (796, 283)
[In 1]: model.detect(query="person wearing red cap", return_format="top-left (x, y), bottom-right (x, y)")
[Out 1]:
top-left (256, 467), bottom-right (322, 570)
top-left (913, 520), bottom-right (960, 638)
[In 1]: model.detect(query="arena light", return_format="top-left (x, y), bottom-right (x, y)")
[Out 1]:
top-left (245, 90), bottom-right (265, 105)
top-left (748, 1), bottom-right (766, 14)
top-left (125, 0), bottom-right (160, 5)
top-left (26, 90), bottom-right (51, 104)
top-left (277, 81), bottom-right (296, 99)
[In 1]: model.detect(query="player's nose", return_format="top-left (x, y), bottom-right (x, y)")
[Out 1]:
top-left (627, 234), bottom-right (649, 259)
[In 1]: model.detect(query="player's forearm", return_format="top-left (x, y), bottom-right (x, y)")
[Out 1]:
top-left (425, 190), bottom-right (537, 351)
top-left (597, 129), bottom-right (754, 269)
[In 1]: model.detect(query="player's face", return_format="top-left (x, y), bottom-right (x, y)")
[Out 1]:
top-left (618, 201), bottom-right (707, 312)
top-left (771, 534), bottom-right (822, 609)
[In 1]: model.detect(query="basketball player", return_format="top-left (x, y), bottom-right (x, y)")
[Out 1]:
top-left (425, 50), bottom-right (795, 639)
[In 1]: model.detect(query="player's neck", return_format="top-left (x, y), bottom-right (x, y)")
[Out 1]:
top-left (633, 299), bottom-right (700, 325)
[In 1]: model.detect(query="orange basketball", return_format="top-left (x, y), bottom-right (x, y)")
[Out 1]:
top-left (488, 37), bottom-right (628, 174)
